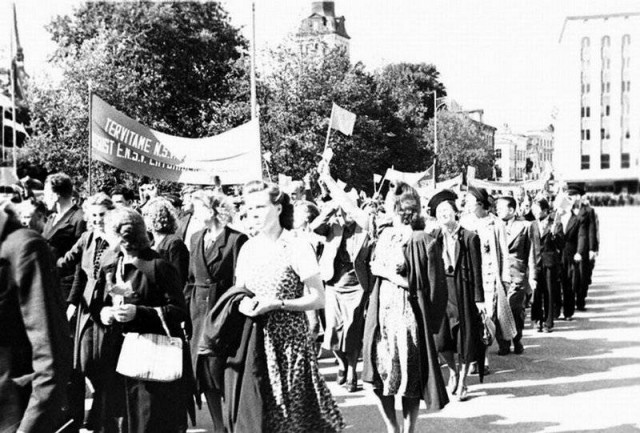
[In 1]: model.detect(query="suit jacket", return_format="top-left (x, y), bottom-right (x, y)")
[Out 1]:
top-left (505, 217), bottom-right (540, 285)
top-left (311, 208), bottom-right (374, 292)
top-left (562, 206), bottom-right (593, 262)
top-left (537, 216), bottom-right (564, 268)
top-left (0, 209), bottom-right (73, 433)
top-left (175, 212), bottom-right (192, 242)
top-left (185, 226), bottom-right (248, 373)
top-left (42, 204), bottom-right (86, 299)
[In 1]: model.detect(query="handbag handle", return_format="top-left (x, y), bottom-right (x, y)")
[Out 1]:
top-left (154, 307), bottom-right (172, 338)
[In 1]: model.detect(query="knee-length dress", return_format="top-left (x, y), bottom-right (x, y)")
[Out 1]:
top-left (235, 230), bottom-right (345, 433)
top-left (370, 227), bottom-right (421, 397)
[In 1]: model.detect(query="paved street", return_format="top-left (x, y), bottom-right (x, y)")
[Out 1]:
top-left (186, 206), bottom-right (640, 432)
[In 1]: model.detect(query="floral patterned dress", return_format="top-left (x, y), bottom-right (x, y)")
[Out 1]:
top-left (370, 227), bottom-right (421, 398)
top-left (235, 230), bottom-right (345, 433)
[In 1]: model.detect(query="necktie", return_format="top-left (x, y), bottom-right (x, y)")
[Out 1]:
top-left (93, 237), bottom-right (108, 280)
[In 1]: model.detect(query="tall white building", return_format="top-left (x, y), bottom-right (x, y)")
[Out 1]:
top-left (495, 126), bottom-right (528, 181)
top-left (557, 13), bottom-right (640, 192)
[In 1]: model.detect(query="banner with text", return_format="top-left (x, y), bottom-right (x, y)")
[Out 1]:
top-left (91, 95), bottom-right (262, 185)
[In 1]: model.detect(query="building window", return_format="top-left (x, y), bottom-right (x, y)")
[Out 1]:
top-left (495, 148), bottom-right (502, 159)
top-left (586, 107), bottom-right (590, 117)
top-left (621, 153), bottom-right (630, 168)
top-left (605, 105), bottom-right (610, 116)
top-left (581, 155), bottom-right (590, 170)
top-left (586, 129), bottom-right (590, 140)
top-left (600, 154), bottom-right (610, 169)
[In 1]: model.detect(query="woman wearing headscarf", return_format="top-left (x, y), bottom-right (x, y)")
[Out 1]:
top-left (428, 190), bottom-right (485, 402)
top-left (93, 208), bottom-right (191, 432)
top-left (461, 186), bottom-right (516, 373)
top-left (362, 182), bottom-right (448, 433)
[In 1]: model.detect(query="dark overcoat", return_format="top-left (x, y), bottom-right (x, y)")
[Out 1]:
top-left (429, 227), bottom-right (486, 381)
top-left (362, 231), bottom-right (449, 411)
top-left (185, 226), bottom-right (248, 375)
top-left (92, 248), bottom-right (194, 433)
top-left (0, 209), bottom-right (73, 433)
top-left (155, 233), bottom-right (190, 288)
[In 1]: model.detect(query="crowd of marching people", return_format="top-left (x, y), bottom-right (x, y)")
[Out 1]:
top-left (0, 160), bottom-right (599, 433)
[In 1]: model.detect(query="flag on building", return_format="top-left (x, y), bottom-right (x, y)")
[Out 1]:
top-left (330, 103), bottom-right (356, 136)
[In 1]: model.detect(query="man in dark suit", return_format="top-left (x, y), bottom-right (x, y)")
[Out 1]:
top-left (42, 173), bottom-right (86, 301)
top-left (496, 196), bottom-right (540, 355)
top-left (531, 198), bottom-right (564, 332)
top-left (0, 204), bottom-right (73, 433)
top-left (561, 186), bottom-right (597, 315)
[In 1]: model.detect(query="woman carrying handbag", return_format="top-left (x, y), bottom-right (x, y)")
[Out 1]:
top-left (93, 207), bottom-right (192, 433)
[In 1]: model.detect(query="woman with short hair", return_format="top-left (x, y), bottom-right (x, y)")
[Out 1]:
top-left (57, 192), bottom-right (114, 430)
top-left (142, 197), bottom-right (189, 287)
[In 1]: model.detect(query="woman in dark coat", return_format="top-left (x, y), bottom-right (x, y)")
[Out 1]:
top-left (142, 197), bottom-right (190, 287)
top-left (57, 193), bottom-right (114, 430)
top-left (185, 190), bottom-right (247, 432)
top-left (362, 183), bottom-right (448, 433)
top-left (94, 207), bottom-right (192, 433)
top-left (428, 190), bottom-right (485, 402)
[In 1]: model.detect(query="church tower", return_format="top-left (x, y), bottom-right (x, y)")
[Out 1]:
top-left (296, 1), bottom-right (350, 57)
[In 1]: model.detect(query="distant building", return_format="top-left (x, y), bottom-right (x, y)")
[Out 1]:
top-left (525, 125), bottom-right (555, 180)
top-left (495, 126), bottom-right (528, 181)
top-left (557, 12), bottom-right (640, 192)
top-left (296, 1), bottom-right (350, 57)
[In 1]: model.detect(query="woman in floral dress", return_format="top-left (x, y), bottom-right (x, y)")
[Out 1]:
top-left (362, 183), bottom-right (448, 433)
top-left (236, 180), bottom-right (345, 433)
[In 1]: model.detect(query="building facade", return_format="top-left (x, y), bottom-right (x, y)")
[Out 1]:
top-left (495, 127), bottom-right (528, 181)
top-left (525, 126), bottom-right (555, 180)
top-left (557, 13), bottom-right (640, 192)
top-left (296, 1), bottom-right (350, 57)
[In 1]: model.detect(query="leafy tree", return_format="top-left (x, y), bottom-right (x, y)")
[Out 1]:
top-left (20, 2), bottom-right (249, 194)
top-left (424, 110), bottom-right (496, 181)
top-left (260, 42), bottom-right (447, 193)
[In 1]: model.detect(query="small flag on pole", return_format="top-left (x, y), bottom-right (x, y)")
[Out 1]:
top-left (373, 173), bottom-right (382, 184)
top-left (330, 103), bottom-right (356, 136)
top-left (321, 147), bottom-right (334, 162)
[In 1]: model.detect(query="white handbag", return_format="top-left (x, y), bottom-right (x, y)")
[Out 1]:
top-left (116, 307), bottom-right (183, 382)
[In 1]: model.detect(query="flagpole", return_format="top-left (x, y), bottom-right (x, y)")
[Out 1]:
top-left (433, 91), bottom-right (438, 186)
top-left (324, 104), bottom-right (334, 152)
top-left (250, 1), bottom-right (257, 120)
top-left (10, 4), bottom-right (17, 177)
top-left (88, 83), bottom-right (93, 195)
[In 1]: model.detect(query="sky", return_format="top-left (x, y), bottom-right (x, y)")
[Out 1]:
top-left (2, 0), bottom-right (640, 133)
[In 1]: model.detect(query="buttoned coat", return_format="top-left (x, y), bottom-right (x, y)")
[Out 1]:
top-left (505, 217), bottom-right (540, 286)
top-left (185, 226), bottom-right (248, 373)
top-left (562, 206), bottom-right (594, 263)
top-left (0, 209), bottom-right (73, 433)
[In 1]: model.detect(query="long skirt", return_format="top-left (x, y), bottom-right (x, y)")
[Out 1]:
top-left (322, 284), bottom-right (366, 358)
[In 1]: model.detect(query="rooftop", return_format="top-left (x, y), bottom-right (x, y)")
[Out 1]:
top-left (559, 11), bottom-right (640, 42)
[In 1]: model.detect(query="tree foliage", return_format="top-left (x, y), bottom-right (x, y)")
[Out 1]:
top-left (21, 2), bottom-right (249, 193)
top-left (424, 111), bottom-right (496, 181)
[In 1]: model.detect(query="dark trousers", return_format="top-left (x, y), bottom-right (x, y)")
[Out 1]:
top-left (561, 260), bottom-right (577, 318)
top-left (532, 266), bottom-right (559, 329)
top-left (575, 260), bottom-right (591, 310)
top-left (496, 284), bottom-right (526, 349)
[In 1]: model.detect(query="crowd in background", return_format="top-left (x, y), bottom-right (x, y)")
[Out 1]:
top-left (0, 164), bottom-right (600, 433)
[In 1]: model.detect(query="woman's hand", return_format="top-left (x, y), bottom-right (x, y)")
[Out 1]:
top-left (66, 304), bottom-right (77, 321)
top-left (476, 302), bottom-right (486, 314)
top-left (113, 304), bottom-right (137, 323)
top-left (238, 296), bottom-right (279, 317)
top-left (100, 307), bottom-right (115, 325)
